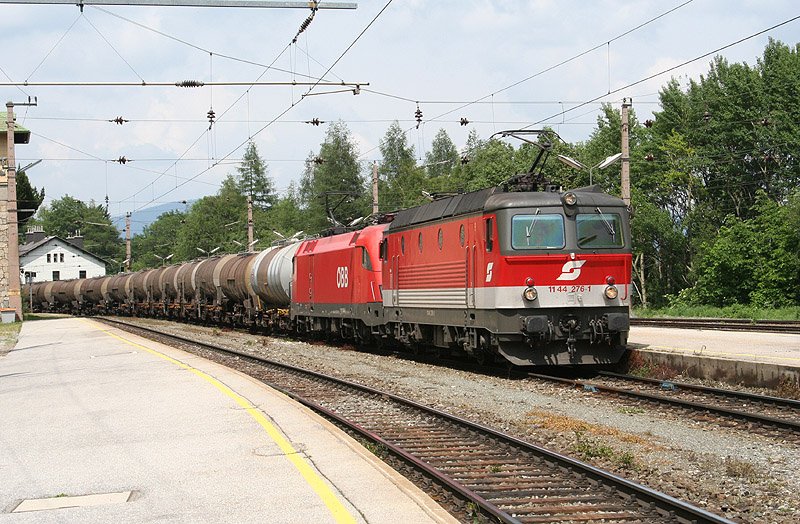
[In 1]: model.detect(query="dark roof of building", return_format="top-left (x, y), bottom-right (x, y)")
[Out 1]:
top-left (19, 235), bottom-right (106, 264)
top-left (0, 113), bottom-right (31, 144)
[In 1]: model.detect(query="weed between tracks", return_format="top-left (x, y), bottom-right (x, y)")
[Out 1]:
top-left (723, 456), bottom-right (759, 481)
top-left (775, 376), bottom-right (800, 400)
top-left (525, 409), bottom-right (660, 471)
top-left (624, 350), bottom-right (679, 380)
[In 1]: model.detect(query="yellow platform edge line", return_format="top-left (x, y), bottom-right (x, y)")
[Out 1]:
top-left (83, 319), bottom-right (357, 524)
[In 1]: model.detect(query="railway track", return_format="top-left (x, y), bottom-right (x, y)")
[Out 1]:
top-left (630, 317), bottom-right (800, 334)
top-left (528, 371), bottom-right (800, 442)
top-left (100, 317), bottom-right (731, 524)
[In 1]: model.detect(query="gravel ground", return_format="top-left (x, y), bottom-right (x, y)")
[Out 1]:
top-left (124, 318), bottom-right (799, 524)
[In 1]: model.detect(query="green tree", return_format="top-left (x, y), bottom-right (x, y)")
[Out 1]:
top-left (689, 193), bottom-right (800, 307)
top-left (16, 170), bottom-right (45, 234)
top-left (175, 176), bottom-right (247, 260)
top-left (130, 210), bottom-right (186, 270)
top-left (236, 141), bottom-right (275, 210)
top-left (265, 183), bottom-right (304, 238)
top-left (299, 122), bottom-right (368, 232)
top-left (425, 129), bottom-right (459, 179)
top-left (35, 195), bottom-right (123, 264)
top-left (378, 121), bottom-right (426, 210)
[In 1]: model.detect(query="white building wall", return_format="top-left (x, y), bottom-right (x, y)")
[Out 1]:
top-left (21, 239), bottom-right (106, 283)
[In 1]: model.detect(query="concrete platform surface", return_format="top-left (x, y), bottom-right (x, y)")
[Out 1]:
top-left (0, 318), bottom-right (456, 524)
top-left (630, 326), bottom-right (800, 367)
top-left (629, 326), bottom-right (800, 386)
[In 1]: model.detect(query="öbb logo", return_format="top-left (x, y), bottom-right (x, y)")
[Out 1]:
top-left (336, 266), bottom-right (349, 288)
top-left (556, 260), bottom-right (586, 281)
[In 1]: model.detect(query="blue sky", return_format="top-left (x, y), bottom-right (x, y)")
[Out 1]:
top-left (2, 0), bottom-right (798, 225)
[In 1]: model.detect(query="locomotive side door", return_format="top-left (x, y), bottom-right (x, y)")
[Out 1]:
top-left (308, 254), bottom-right (314, 309)
top-left (392, 254), bottom-right (399, 307)
top-left (466, 220), bottom-right (477, 309)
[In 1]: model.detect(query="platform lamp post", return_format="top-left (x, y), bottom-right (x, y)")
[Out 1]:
top-left (557, 152), bottom-right (623, 186)
top-left (154, 254), bottom-right (173, 266)
top-left (196, 247), bottom-right (220, 258)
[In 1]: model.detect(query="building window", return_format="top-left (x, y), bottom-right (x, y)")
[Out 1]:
top-left (47, 254), bottom-right (51, 263)
top-left (52, 271), bottom-right (60, 281)
top-left (60, 253), bottom-right (64, 263)
top-left (79, 270), bottom-right (86, 279)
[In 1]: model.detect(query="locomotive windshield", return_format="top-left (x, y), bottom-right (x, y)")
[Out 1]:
top-left (511, 213), bottom-right (565, 249)
top-left (576, 212), bottom-right (624, 248)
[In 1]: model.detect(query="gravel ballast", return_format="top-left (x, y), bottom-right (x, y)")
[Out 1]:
top-left (121, 319), bottom-right (799, 524)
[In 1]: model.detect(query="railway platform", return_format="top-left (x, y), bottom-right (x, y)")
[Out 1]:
top-left (628, 325), bottom-right (800, 387)
top-left (0, 317), bottom-right (455, 523)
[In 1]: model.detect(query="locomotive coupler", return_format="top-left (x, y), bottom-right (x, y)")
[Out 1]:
top-left (560, 317), bottom-right (579, 358)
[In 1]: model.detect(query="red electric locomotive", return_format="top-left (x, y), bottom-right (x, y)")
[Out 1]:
top-left (379, 185), bottom-right (631, 365)
top-left (291, 224), bottom-right (387, 342)
top-left (374, 129), bottom-right (631, 366)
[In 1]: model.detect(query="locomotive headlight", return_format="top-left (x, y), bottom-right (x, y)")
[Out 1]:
top-left (563, 192), bottom-right (577, 206)
top-left (604, 285), bottom-right (619, 299)
top-left (523, 286), bottom-right (538, 301)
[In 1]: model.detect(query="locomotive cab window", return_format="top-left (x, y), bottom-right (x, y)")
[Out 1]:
top-left (511, 214), bottom-right (565, 249)
top-left (576, 212), bottom-right (624, 248)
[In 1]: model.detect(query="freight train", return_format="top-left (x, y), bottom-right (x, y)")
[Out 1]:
top-left (28, 133), bottom-right (633, 366)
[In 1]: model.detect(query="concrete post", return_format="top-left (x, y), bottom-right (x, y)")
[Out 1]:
top-left (125, 212), bottom-right (131, 272)
top-left (5, 103), bottom-right (22, 320)
top-left (621, 98), bottom-right (631, 207)
top-left (372, 161), bottom-right (379, 214)
top-left (247, 195), bottom-right (254, 250)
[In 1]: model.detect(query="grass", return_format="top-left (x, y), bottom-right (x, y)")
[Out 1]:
top-left (775, 376), bottom-right (800, 400)
top-left (0, 322), bottom-right (22, 353)
top-left (525, 408), bottom-right (657, 448)
top-left (572, 431), bottom-right (639, 471)
top-left (23, 312), bottom-right (69, 321)
top-left (633, 305), bottom-right (800, 321)
top-left (623, 350), bottom-right (678, 380)
top-left (723, 456), bottom-right (759, 480)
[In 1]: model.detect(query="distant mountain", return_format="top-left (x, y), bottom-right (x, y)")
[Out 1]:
top-left (111, 200), bottom-right (194, 237)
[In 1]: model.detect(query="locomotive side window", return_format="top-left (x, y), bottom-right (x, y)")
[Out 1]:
top-left (511, 214), bottom-right (565, 249)
top-left (359, 246), bottom-right (373, 270)
top-left (459, 225), bottom-right (465, 247)
top-left (418, 232), bottom-right (423, 253)
top-left (438, 228), bottom-right (443, 250)
top-left (576, 212), bottom-right (624, 248)
top-left (401, 236), bottom-right (405, 254)
top-left (485, 218), bottom-right (494, 252)
top-left (379, 239), bottom-right (387, 261)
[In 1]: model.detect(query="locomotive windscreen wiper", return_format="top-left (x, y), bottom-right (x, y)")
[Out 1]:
top-left (595, 207), bottom-right (616, 241)
top-left (525, 209), bottom-right (541, 245)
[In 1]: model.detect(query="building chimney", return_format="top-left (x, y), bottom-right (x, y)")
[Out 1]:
top-left (66, 232), bottom-right (84, 250)
top-left (25, 225), bottom-right (45, 244)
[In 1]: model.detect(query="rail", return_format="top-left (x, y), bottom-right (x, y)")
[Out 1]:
top-left (100, 317), bottom-right (732, 524)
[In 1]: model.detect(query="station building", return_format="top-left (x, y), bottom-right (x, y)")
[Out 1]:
top-left (19, 226), bottom-right (106, 283)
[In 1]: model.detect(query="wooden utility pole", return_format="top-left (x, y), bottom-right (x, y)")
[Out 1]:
top-left (247, 195), bottom-right (254, 250)
top-left (125, 212), bottom-right (131, 271)
top-left (5, 103), bottom-right (22, 320)
top-left (621, 98), bottom-right (631, 207)
top-left (372, 161), bottom-right (379, 214)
